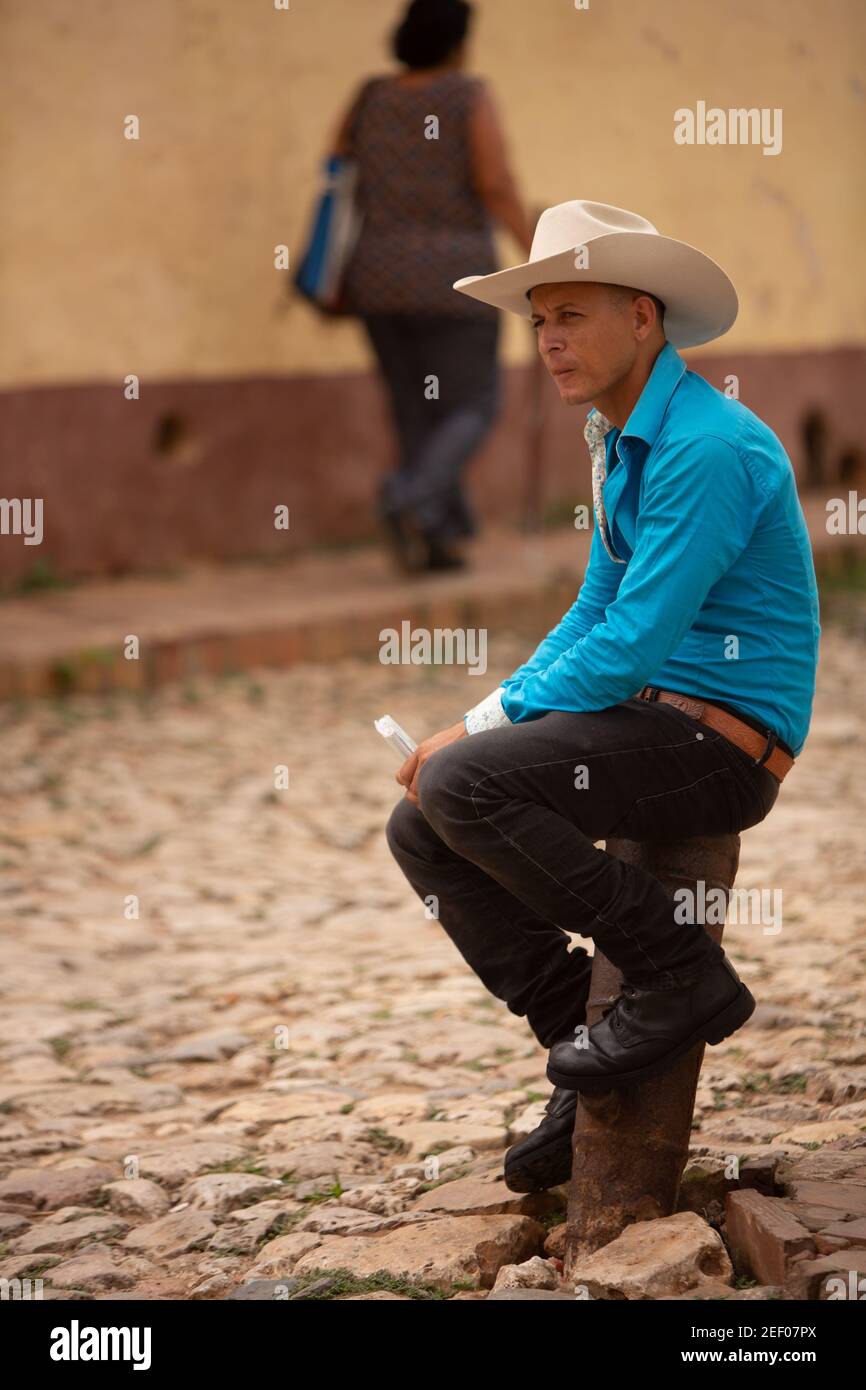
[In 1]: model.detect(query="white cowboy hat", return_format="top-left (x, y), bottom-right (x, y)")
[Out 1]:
top-left (453, 200), bottom-right (738, 348)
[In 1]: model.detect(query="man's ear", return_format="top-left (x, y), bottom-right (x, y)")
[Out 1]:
top-left (632, 294), bottom-right (659, 341)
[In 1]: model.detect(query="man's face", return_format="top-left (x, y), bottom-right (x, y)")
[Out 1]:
top-left (528, 281), bottom-right (639, 405)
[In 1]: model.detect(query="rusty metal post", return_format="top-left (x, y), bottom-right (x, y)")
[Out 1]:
top-left (564, 833), bottom-right (741, 1270)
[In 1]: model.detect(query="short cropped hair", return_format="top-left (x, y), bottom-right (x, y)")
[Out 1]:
top-left (605, 283), bottom-right (666, 326)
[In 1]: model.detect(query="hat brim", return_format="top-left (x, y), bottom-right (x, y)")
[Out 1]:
top-left (453, 231), bottom-right (738, 349)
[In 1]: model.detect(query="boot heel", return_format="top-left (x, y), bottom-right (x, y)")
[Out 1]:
top-left (703, 986), bottom-right (755, 1045)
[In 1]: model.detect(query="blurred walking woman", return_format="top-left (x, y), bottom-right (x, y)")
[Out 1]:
top-left (331, 0), bottom-right (533, 571)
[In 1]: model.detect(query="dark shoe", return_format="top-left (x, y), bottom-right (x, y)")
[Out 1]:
top-left (546, 956), bottom-right (755, 1095)
top-left (380, 510), bottom-right (428, 574)
top-left (422, 534), bottom-right (466, 572)
top-left (503, 1086), bottom-right (577, 1192)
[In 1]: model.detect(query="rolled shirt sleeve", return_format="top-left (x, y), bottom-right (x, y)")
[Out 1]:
top-left (500, 437), bottom-right (771, 723)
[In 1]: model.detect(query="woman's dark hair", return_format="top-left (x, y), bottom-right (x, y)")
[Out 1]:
top-left (392, 0), bottom-right (472, 70)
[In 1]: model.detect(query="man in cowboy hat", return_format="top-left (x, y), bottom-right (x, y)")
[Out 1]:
top-left (384, 201), bottom-right (820, 1192)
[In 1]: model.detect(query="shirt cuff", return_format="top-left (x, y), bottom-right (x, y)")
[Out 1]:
top-left (463, 686), bottom-right (510, 735)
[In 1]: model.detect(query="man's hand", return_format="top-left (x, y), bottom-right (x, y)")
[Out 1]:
top-left (397, 720), bottom-right (467, 806)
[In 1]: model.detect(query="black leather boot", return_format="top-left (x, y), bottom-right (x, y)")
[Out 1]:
top-left (546, 955), bottom-right (755, 1094)
top-left (503, 1086), bottom-right (577, 1192)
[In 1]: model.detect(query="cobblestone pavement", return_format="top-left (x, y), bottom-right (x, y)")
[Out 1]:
top-left (1, 614), bottom-right (864, 1300)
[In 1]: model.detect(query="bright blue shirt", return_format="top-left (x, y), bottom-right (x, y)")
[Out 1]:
top-left (500, 341), bottom-right (820, 757)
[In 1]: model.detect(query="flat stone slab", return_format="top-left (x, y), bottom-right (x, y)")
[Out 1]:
top-left (225, 1279), bottom-right (300, 1300)
top-left (291, 1214), bottom-right (544, 1291)
top-left (411, 1173), bottom-right (562, 1219)
top-left (725, 1190), bottom-right (815, 1285)
top-left (0, 1165), bottom-right (116, 1212)
top-left (485, 1289), bottom-right (577, 1300)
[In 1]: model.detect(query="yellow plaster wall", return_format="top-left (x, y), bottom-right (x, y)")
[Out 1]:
top-left (2, 0), bottom-right (863, 386)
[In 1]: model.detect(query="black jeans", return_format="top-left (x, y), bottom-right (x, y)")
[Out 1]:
top-left (361, 313), bottom-right (500, 544)
top-left (385, 698), bottom-right (781, 1048)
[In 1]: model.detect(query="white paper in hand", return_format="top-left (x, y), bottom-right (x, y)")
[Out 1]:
top-left (374, 715), bottom-right (417, 761)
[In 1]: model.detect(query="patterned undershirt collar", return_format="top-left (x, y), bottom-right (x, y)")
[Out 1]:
top-left (584, 408), bottom-right (626, 564)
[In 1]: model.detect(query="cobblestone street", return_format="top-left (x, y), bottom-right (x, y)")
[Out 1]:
top-left (1, 611), bottom-right (865, 1300)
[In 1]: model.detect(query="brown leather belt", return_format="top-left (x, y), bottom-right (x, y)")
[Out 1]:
top-left (634, 685), bottom-right (794, 783)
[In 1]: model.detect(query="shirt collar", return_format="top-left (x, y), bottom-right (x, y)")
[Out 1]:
top-left (620, 341), bottom-right (686, 449)
top-left (585, 341), bottom-right (686, 453)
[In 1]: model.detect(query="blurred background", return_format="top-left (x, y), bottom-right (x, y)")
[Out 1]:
top-left (1, 0), bottom-right (864, 598)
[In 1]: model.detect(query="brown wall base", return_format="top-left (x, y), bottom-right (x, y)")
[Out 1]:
top-left (1, 345), bottom-right (863, 584)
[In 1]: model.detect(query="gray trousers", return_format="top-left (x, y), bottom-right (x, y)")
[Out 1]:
top-left (361, 313), bottom-right (500, 543)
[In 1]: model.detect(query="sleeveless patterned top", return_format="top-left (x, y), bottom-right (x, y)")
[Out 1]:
top-left (340, 70), bottom-right (499, 319)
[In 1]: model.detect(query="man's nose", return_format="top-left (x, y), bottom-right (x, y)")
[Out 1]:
top-left (538, 324), bottom-right (565, 357)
